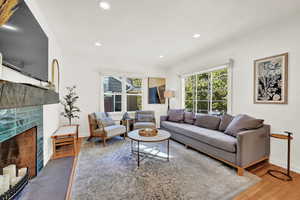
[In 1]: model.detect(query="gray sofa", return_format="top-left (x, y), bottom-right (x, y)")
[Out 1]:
top-left (160, 114), bottom-right (270, 176)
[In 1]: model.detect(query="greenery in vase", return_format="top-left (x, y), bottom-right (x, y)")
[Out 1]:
top-left (61, 86), bottom-right (80, 125)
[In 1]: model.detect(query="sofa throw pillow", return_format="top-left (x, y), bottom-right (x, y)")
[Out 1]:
top-left (95, 112), bottom-right (115, 128)
top-left (184, 111), bottom-right (195, 124)
top-left (218, 114), bottom-right (234, 132)
top-left (137, 114), bottom-right (154, 122)
top-left (224, 114), bottom-right (264, 137)
top-left (194, 114), bottom-right (221, 130)
top-left (167, 109), bottom-right (185, 122)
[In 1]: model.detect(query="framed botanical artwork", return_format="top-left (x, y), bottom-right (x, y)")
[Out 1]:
top-left (254, 53), bottom-right (288, 104)
top-left (148, 77), bottom-right (166, 104)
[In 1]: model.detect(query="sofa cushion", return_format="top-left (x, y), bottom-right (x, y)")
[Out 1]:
top-left (218, 114), bottom-right (234, 132)
top-left (225, 114), bottom-right (264, 137)
top-left (104, 125), bottom-right (126, 138)
top-left (184, 111), bottom-right (195, 124)
top-left (134, 122), bottom-right (156, 129)
top-left (194, 114), bottom-right (221, 130)
top-left (167, 109), bottom-right (184, 122)
top-left (161, 121), bottom-right (237, 153)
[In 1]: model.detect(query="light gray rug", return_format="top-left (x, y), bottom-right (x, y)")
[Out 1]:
top-left (71, 137), bottom-right (260, 200)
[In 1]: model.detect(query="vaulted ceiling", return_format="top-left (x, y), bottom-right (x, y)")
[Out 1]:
top-left (36, 0), bottom-right (300, 70)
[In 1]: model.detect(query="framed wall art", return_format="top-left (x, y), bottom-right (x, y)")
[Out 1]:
top-left (254, 53), bottom-right (288, 104)
top-left (148, 77), bottom-right (166, 104)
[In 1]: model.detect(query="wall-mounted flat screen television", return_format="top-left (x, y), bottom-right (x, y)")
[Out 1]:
top-left (0, 0), bottom-right (48, 82)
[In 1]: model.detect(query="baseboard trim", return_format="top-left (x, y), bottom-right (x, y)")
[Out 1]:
top-left (270, 159), bottom-right (300, 174)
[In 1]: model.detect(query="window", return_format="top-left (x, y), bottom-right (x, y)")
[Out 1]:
top-left (102, 76), bottom-right (143, 112)
top-left (103, 76), bottom-right (122, 112)
top-left (126, 78), bottom-right (142, 111)
top-left (184, 68), bottom-right (228, 114)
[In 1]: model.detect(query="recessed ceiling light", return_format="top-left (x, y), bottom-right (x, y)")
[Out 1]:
top-left (95, 42), bottom-right (102, 47)
top-left (159, 55), bottom-right (164, 58)
top-left (1, 24), bottom-right (18, 31)
top-left (99, 1), bottom-right (111, 10)
top-left (192, 33), bottom-right (201, 39)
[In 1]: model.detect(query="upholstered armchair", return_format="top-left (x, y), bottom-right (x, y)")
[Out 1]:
top-left (133, 110), bottom-right (156, 130)
top-left (88, 112), bottom-right (126, 146)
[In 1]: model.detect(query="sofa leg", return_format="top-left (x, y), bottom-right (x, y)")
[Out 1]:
top-left (237, 167), bottom-right (244, 176)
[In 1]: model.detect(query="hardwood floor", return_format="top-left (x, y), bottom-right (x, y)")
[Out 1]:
top-left (235, 161), bottom-right (300, 200)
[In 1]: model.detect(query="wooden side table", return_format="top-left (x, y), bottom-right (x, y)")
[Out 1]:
top-left (268, 131), bottom-right (293, 181)
top-left (121, 118), bottom-right (134, 135)
top-left (51, 124), bottom-right (79, 159)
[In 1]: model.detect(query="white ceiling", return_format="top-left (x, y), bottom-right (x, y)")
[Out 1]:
top-left (36, 0), bottom-right (300, 71)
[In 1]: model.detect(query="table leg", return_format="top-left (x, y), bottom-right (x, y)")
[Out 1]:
top-left (137, 141), bottom-right (140, 167)
top-left (167, 139), bottom-right (170, 162)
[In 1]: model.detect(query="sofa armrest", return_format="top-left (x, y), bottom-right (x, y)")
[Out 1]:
top-left (236, 125), bottom-right (270, 167)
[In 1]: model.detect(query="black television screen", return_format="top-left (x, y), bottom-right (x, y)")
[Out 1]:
top-left (0, 1), bottom-right (48, 82)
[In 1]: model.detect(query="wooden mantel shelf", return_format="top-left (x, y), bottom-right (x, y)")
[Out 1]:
top-left (0, 80), bottom-right (59, 109)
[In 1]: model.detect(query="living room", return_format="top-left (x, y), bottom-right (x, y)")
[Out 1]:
top-left (0, 0), bottom-right (300, 199)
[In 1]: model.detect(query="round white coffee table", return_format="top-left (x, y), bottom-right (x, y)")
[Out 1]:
top-left (127, 129), bottom-right (171, 167)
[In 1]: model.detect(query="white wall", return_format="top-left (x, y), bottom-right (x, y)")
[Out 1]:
top-left (167, 13), bottom-right (300, 172)
top-left (0, 0), bottom-right (62, 165)
top-left (59, 60), bottom-right (168, 137)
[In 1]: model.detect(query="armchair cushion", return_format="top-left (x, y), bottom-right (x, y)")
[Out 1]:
top-left (137, 114), bottom-right (154, 122)
top-left (95, 112), bottom-right (115, 127)
top-left (134, 122), bottom-right (156, 130)
top-left (104, 125), bottom-right (126, 138)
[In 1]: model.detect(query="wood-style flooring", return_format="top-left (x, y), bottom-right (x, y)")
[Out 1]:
top-left (235, 161), bottom-right (300, 200)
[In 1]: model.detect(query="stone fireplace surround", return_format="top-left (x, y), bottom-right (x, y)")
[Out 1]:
top-left (0, 106), bottom-right (44, 174)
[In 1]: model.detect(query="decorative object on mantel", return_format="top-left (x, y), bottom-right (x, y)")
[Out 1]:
top-left (50, 58), bottom-right (60, 93)
top-left (148, 77), bottom-right (166, 104)
top-left (268, 131), bottom-right (293, 181)
top-left (60, 86), bottom-right (80, 125)
top-left (254, 53), bottom-right (288, 104)
top-left (0, 80), bottom-right (59, 109)
top-left (164, 90), bottom-right (175, 111)
top-left (0, 0), bottom-right (20, 26)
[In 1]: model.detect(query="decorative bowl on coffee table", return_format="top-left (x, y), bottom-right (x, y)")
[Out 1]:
top-left (138, 128), bottom-right (158, 137)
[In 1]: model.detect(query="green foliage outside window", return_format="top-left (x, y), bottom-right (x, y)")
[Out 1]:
top-left (184, 68), bottom-right (228, 114)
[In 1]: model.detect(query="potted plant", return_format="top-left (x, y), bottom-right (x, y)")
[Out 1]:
top-left (60, 85), bottom-right (80, 125)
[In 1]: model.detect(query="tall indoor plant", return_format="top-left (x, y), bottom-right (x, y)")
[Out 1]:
top-left (61, 85), bottom-right (80, 125)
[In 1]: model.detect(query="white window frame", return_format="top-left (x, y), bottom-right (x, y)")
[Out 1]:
top-left (182, 65), bottom-right (232, 114)
top-left (101, 75), bottom-right (143, 113)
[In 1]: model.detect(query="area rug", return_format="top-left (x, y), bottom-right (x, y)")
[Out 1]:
top-left (71, 137), bottom-right (260, 200)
